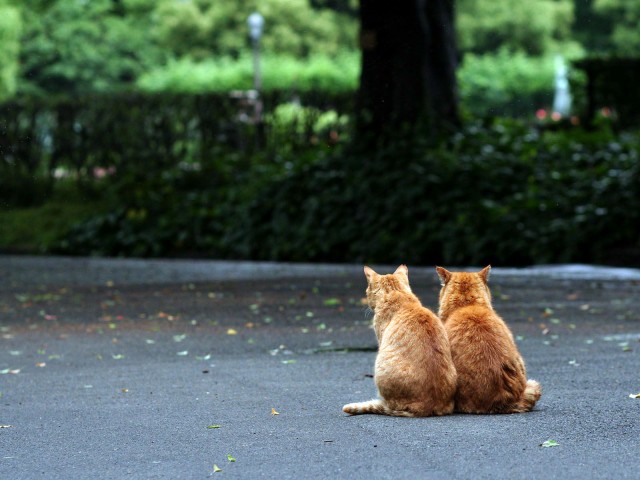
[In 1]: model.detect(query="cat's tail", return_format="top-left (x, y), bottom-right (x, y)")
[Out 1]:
top-left (342, 399), bottom-right (415, 417)
top-left (512, 379), bottom-right (542, 412)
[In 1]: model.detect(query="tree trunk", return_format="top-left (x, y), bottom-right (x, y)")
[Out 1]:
top-left (356, 0), bottom-right (460, 142)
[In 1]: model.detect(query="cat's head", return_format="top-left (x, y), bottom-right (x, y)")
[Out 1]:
top-left (435, 266), bottom-right (492, 312)
top-left (363, 264), bottom-right (412, 309)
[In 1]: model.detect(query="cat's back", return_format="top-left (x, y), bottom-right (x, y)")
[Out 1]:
top-left (445, 304), bottom-right (516, 352)
top-left (387, 292), bottom-right (444, 338)
top-left (379, 293), bottom-right (451, 367)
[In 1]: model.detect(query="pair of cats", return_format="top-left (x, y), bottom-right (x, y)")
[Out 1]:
top-left (343, 265), bottom-right (541, 417)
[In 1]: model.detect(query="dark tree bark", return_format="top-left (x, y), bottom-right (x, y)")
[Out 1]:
top-left (356, 0), bottom-right (460, 141)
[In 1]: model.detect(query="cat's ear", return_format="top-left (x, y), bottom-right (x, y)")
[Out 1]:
top-left (435, 266), bottom-right (451, 286)
top-left (479, 265), bottom-right (491, 283)
top-left (364, 266), bottom-right (377, 282)
top-left (394, 264), bottom-right (408, 276)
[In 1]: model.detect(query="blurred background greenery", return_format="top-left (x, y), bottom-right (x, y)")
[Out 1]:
top-left (1, 0), bottom-right (639, 266)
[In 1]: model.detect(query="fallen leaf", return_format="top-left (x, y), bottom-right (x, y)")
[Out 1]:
top-left (112, 354), bottom-right (125, 360)
top-left (281, 359), bottom-right (297, 364)
top-left (227, 454), bottom-right (236, 463)
top-left (620, 342), bottom-right (633, 352)
top-left (271, 408), bottom-right (280, 415)
top-left (121, 388), bottom-right (129, 393)
top-left (227, 328), bottom-right (238, 335)
top-left (145, 339), bottom-right (155, 344)
top-left (629, 393), bottom-right (640, 399)
top-left (207, 425), bottom-right (221, 429)
top-left (177, 351), bottom-right (189, 356)
top-left (35, 362), bottom-right (46, 368)
top-left (540, 440), bottom-right (559, 448)
top-left (323, 298), bottom-right (341, 306)
top-left (213, 465), bottom-right (222, 473)
top-left (173, 334), bottom-right (187, 342)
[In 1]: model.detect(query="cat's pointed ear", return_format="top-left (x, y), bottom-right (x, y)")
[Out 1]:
top-left (479, 265), bottom-right (491, 283)
top-left (435, 266), bottom-right (451, 286)
top-left (364, 266), bottom-right (377, 282)
top-left (394, 264), bottom-right (408, 276)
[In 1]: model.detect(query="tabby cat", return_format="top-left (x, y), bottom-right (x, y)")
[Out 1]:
top-left (343, 265), bottom-right (457, 417)
top-left (436, 266), bottom-right (541, 414)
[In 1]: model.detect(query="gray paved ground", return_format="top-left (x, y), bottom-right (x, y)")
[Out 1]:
top-left (1, 256), bottom-right (640, 479)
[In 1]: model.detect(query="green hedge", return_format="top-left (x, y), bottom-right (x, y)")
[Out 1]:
top-left (57, 120), bottom-right (640, 266)
top-left (234, 122), bottom-right (640, 266)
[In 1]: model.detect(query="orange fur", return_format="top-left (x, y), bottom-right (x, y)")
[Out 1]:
top-left (436, 266), bottom-right (541, 414)
top-left (343, 265), bottom-right (457, 417)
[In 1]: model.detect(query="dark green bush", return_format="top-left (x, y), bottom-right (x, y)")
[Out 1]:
top-left (58, 120), bottom-right (640, 267)
top-left (234, 121), bottom-right (640, 266)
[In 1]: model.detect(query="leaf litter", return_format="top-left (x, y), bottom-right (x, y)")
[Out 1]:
top-left (540, 440), bottom-right (559, 448)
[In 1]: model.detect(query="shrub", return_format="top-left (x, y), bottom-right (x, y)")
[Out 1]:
top-left (458, 50), bottom-right (556, 117)
top-left (232, 120), bottom-right (640, 266)
top-left (136, 51), bottom-right (359, 94)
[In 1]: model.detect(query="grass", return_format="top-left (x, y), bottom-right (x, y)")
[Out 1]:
top-left (0, 181), bottom-right (108, 254)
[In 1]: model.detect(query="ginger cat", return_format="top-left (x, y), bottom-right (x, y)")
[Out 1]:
top-left (436, 266), bottom-right (541, 414)
top-left (343, 265), bottom-right (457, 417)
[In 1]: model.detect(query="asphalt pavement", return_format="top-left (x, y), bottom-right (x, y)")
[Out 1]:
top-left (1, 256), bottom-right (640, 479)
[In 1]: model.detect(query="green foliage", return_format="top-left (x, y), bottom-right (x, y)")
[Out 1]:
top-left (9, 0), bottom-right (356, 98)
top-left (53, 120), bottom-right (640, 266)
top-left (232, 121), bottom-right (640, 266)
top-left (594, 0), bottom-right (640, 54)
top-left (0, 2), bottom-right (21, 101)
top-left (0, 180), bottom-right (106, 253)
top-left (17, 0), bottom-right (165, 96)
top-left (152, 0), bottom-right (357, 58)
top-left (457, 0), bottom-right (576, 55)
top-left (136, 51), bottom-right (359, 94)
top-left (458, 50), bottom-right (556, 117)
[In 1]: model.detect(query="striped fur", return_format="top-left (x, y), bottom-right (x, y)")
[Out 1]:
top-left (437, 266), bottom-right (542, 414)
top-left (342, 265), bottom-right (457, 418)
top-left (342, 400), bottom-right (415, 417)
